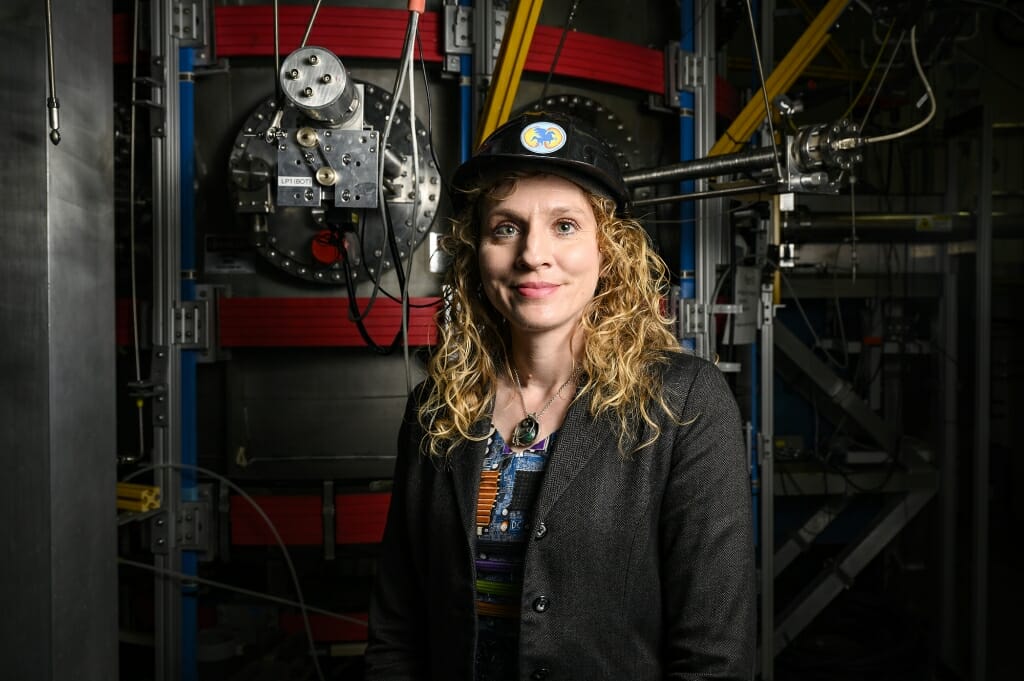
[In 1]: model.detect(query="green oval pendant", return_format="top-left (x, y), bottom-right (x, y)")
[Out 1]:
top-left (511, 414), bottom-right (539, 449)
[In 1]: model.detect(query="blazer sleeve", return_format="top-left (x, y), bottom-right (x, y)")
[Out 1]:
top-left (364, 391), bottom-right (429, 681)
top-left (660, 360), bottom-right (756, 681)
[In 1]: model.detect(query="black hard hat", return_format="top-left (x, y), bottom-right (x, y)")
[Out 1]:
top-left (450, 111), bottom-right (630, 214)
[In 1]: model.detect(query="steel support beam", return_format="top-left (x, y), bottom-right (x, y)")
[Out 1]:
top-left (476, 0), bottom-right (543, 145)
top-left (758, 284), bottom-right (777, 679)
top-left (694, 0), bottom-right (718, 360)
top-left (774, 321), bottom-right (901, 455)
top-left (710, 0), bottom-right (851, 156)
top-left (774, 487), bottom-right (936, 654)
top-left (773, 496), bottom-right (849, 577)
top-left (149, 2), bottom-right (185, 679)
top-left (971, 105), bottom-right (992, 681)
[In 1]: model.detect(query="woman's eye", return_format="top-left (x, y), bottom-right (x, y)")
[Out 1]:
top-left (555, 220), bottom-right (578, 234)
top-left (492, 223), bottom-right (518, 238)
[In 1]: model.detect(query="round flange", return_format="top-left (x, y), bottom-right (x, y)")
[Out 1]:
top-left (228, 81), bottom-right (440, 285)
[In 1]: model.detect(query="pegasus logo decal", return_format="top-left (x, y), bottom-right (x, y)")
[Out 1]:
top-left (519, 122), bottom-right (567, 154)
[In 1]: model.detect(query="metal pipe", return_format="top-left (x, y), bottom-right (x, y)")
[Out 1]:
top-left (971, 105), bottom-right (992, 681)
top-left (678, 0), bottom-right (697, 353)
top-left (632, 182), bottom-right (772, 208)
top-left (459, 0), bottom-right (472, 162)
top-left (149, 3), bottom-right (182, 678)
top-left (759, 283), bottom-right (776, 680)
top-left (179, 45), bottom-right (199, 681)
top-left (624, 146), bottom-right (777, 186)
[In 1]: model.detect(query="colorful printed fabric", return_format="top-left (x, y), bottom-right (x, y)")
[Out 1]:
top-left (474, 428), bottom-right (555, 681)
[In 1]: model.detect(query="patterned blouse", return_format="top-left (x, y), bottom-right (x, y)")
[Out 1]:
top-left (474, 427), bottom-right (556, 681)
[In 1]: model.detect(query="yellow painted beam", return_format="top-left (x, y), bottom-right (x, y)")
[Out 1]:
top-left (790, 0), bottom-right (852, 74)
top-left (476, 0), bottom-right (545, 148)
top-left (727, 56), bottom-right (865, 83)
top-left (711, 0), bottom-right (851, 156)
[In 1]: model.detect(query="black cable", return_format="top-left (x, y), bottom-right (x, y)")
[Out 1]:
top-left (118, 558), bottom-right (368, 627)
top-left (417, 29), bottom-right (448, 206)
top-left (540, 0), bottom-right (582, 101)
top-left (341, 244), bottom-right (403, 355)
top-left (349, 33), bottom-right (446, 313)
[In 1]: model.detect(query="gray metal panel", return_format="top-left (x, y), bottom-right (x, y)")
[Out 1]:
top-left (0, 0), bottom-right (117, 679)
top-left (226, 351), bottom-right (422, 480)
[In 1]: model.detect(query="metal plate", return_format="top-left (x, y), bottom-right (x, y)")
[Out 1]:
top-left (228, 81), bottom-right (440, 285)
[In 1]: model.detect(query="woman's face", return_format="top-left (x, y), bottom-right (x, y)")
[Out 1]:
top-left (477, 174), bottom-right (602, 342)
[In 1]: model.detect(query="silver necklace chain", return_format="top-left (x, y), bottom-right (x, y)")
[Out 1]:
top-left (509, 365), bottom-right (578, 448)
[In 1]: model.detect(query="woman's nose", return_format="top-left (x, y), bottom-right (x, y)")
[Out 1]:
top-left (516, 225), bottom-right (551, 269)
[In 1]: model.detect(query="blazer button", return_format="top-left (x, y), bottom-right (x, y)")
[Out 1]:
top-left (530, 667), bottom-right (550, 680)
top-left (534, 522), bottom-right (547, 539)
top-left (532, 596), bottom-right (550, 612)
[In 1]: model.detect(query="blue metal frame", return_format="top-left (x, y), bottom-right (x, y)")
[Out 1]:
top-left (179, 46), bottom-right (198, 681)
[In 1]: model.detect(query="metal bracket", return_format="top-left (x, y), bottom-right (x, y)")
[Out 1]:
top-left (150, 509), bottom-right (172, 555)
top-left (777, 243), bottom-right (797, 268)
top-left (666, 41), bottom-right (705, 103)
top-left (177, 496), bottom-right (213, 556)
top-left (134, 70), bottom-right (167, 138)
top-left (758, 284), bottom-right (776, 330)
top-left (712, 303), bottom-right (745, 315)
top-left (443, 1), bottom-right (472, 74)
top-left (681, 300), bottom-right (706, 336)
top-left (128, 347), bottom-right (170, 428)
top-left (171, 0), bottom-right (209, 48)
top-left (172, 298), bottom-right (209, 350)
top-left (195, 284), bottom-right (228, 363)
top-left (148, 486), bottom-right (215, 559)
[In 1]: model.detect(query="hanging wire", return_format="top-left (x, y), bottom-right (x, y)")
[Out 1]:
top-left (539, 0), bottom-right (582, 101)
top-left (351, 10), bottom-right (419, 325)
top-left (127, 0), bottom-right (145, 462)
top-left (849, 174), bottom-right (858, 282)
top-left (833, 25), bottom-right (936, 151)
top-left (403, 32), bottom-right (421, 392)
top-left (743, 0), bottom-right (784, 181)
top-left (119, 557), bottom-right (368, 629)
top-left (862, 25), bottom-right (935, 143)
top-left (122, 463), bottom-right (327, 681)
top-left (119, 558), bottom-right (368, 626)
top-left (839, 19), bottom-right (896, 123)
top-left (858, 29), bottom-right (907, 131)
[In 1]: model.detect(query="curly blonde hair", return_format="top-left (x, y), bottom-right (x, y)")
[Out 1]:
top-left (419, 172), bottom-right (682, 457)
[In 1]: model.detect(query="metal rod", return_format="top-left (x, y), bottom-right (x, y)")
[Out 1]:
top-left (300, 0), bottom-right (324, 48)
top-left (624, 147), bottom-right (777, 186)
top-left (631, 182), bottom-right (773, 208)
top-left (44, 0), bottom-right (60, 144)
top-left (273, 0), bottom-right (281, 101)
top-left (971, 104), bottom-right (992, 681)
top-left (743, 0), bottom-right (784, 180)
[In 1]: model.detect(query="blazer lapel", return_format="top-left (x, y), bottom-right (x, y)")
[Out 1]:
top-left (532, 391), bottom-right (618, 521)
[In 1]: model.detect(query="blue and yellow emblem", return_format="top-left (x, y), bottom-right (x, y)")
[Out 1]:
top-left (519, 121), bottom-right (567, 154)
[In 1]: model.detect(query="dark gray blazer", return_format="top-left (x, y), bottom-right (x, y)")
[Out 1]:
top-left (366, 352), bottom-right (755, 681)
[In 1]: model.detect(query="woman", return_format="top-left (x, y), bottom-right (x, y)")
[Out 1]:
top-left (365, 112), bottom-right (755, 681)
